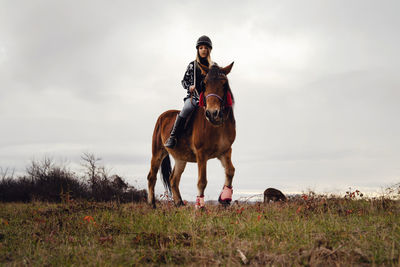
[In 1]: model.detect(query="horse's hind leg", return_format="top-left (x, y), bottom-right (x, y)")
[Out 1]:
top-left (147, 151), bottom-right (165, 208)
top-left (170, 159), bottom-right (187, 206)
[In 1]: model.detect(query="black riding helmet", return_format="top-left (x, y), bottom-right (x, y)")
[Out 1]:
top-left (196, 35), bottom-right (212, 49)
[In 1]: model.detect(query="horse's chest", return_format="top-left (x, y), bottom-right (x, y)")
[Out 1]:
top-left (216, 135), bottom-right (232, 152)
top-left (193, 132), bottom-right (233, 158)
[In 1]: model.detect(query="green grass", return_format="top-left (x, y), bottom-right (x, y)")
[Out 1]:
top-left (1, 196), bottom-right (399, 266)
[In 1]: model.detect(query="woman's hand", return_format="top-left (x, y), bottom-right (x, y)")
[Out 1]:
top-left (189, 85), bottom-right (196, 93)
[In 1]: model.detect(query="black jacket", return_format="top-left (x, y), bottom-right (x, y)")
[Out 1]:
top-left (181, 60), bottom-right (209, 101)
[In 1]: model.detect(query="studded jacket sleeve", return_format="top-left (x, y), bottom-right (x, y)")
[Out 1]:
top-left (181, 61), bottom-right (195, 92)
top-left (182, 61), bottom-right (205, 93)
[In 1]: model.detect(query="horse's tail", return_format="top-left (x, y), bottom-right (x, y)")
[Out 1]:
top-left (160, 154), bottom-right (172, 196)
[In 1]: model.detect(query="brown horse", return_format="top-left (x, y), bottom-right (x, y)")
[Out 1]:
top-left (147, 62), bottom-right (236, 208)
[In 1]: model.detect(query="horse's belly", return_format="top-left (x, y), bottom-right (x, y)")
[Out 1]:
top-left (167, 145), bottom-right (230, 162)
top-left (167, 147), bottom-right (197, 163)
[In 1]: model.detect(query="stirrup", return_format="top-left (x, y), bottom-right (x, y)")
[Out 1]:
top-left (195, 196), bottom-right (205, 209)
top-left (218, 185), bottom-right (233, 205)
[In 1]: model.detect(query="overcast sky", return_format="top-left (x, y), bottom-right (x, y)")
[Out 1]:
top-left (1, 1), bottom-right (399, 200)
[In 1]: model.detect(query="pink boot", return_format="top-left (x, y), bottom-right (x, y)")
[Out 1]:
top-left (218, 185), bottom-right (233, 205)
top-left (195, 196), bottom-right (205, 209)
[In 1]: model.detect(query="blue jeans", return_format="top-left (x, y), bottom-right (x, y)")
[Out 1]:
top-left (179, 97), bottom-right (198, 118)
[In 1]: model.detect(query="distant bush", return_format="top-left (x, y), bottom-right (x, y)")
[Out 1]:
top-left (0, 154), bottom-right (147, 203)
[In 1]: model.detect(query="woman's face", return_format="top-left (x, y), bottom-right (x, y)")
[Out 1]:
top-left (198, 45), bottom-right (209, 58)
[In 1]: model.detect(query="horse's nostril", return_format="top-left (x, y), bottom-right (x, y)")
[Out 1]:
top-left (213, 110), bottom-right (218, 118)
top-left (206, 110), bottom-right (211, 119)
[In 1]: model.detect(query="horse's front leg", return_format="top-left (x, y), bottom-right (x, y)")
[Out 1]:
top-left (218, 148), bottom-right (235, 205)
top-left (196, 153), bottom-right (207, 209)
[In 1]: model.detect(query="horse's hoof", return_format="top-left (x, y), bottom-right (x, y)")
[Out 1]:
top-left (195, 196), bottom-right (205, 209)
top-left (219, 201), bottom-right (231, 207)
top-left (175, 200), bottom-right (185, 207)
top-left (218, 185), bottom-right (233, 206)
top-left (218, 196), bottom-right (231, 207)
top-left (195, 205), bottom-right (206, 211)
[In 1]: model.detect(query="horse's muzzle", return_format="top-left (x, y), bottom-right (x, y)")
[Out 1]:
top-left (205, 109), bottom-right (223, 125)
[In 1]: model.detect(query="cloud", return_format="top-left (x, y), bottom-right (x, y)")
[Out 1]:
top-left (0, 1), bottom-right (399, 198)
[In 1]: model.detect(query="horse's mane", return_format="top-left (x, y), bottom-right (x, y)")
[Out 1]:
top-left (208, 64), bottom-right (222, 81)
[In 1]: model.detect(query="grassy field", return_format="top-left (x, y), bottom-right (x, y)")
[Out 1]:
top-left (1, 194), bottom-right (399, 266)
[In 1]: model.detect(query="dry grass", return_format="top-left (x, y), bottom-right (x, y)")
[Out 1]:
top-left (0, 194), bottom-right (399, 266)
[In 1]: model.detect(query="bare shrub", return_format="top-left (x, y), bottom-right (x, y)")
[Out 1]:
top-left (0, 154), bottom-right (146, 203)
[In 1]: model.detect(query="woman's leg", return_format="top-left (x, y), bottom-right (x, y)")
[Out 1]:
top-left (180, 97), bottom-right (197, 118)
top-left (164, 98), bottom-right (196, 148)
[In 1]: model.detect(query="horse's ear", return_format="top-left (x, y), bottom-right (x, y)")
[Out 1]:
top-left (197, 62), bottom-right (209, 75)
top-left (221, 62), bottom-right (234, 75)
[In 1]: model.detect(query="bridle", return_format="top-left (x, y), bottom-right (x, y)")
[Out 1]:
top-left (205, 93), bottom-right (224, 103)
top-left (193, 63), bottom-right (232, 123)
top-left (200, 86), bottom-right (230, 123)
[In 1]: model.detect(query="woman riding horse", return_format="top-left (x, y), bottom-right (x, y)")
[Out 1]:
top-left (164, 35), bottom-right (213, 148)
top-left (148, 35), bottom-right (236, 209)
